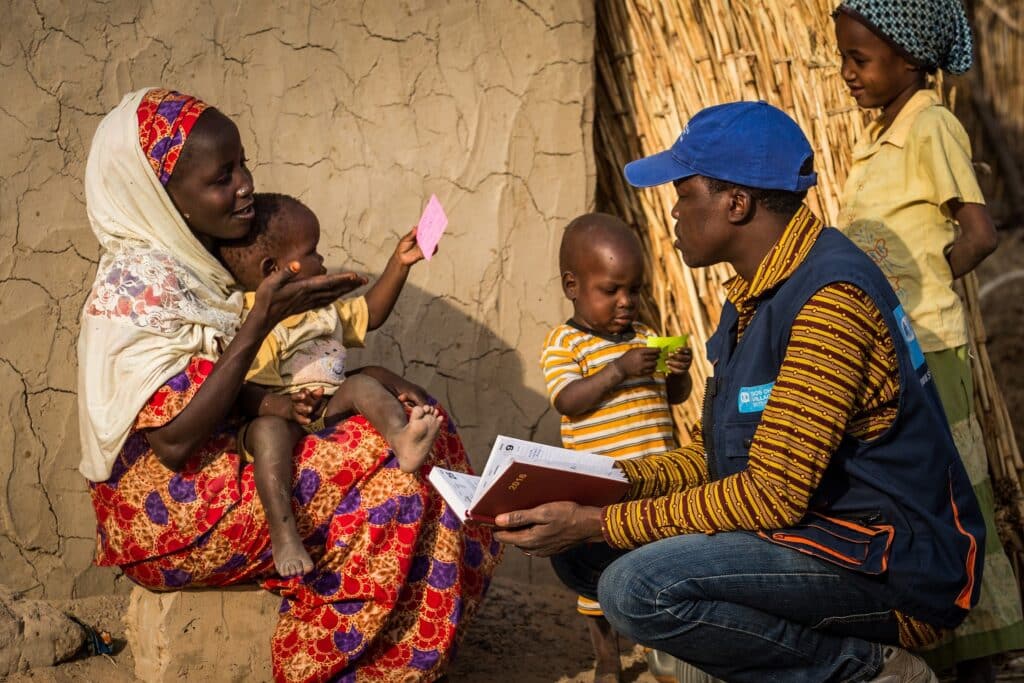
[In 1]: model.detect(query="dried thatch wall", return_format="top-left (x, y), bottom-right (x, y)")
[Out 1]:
top-left (595, 0), bottom-right (868, 436)
top-left (954, 0), bottom-right (1024, 222)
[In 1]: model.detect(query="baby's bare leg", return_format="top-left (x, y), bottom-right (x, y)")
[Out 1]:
top-left (244, 416), bottom-right (314, 577)
top-left (325, 374), bottom-right (442, 473)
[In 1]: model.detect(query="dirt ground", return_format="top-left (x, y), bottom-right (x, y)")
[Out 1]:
top-left (7, 574), bottom-right (1024, 683)
top-left (3, 577), bottom-right (660, 683)
top-left (7, 228), bottom-right (1024, 683)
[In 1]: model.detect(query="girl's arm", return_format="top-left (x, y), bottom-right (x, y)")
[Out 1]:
top-left (364, 228), bottom-right (424, 330)
top-left (146, 268), bottom-right (365, 470)
top-left (946, 201), bottom-right (998, 279)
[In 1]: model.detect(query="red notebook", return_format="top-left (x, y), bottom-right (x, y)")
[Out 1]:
top-left (427, 435), bottom-right (630, 524)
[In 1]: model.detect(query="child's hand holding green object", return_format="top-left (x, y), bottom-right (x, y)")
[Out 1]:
top-left (664, 346), bottom-right (693, 375)
top-left (646, 335), bottom-right (690, 374)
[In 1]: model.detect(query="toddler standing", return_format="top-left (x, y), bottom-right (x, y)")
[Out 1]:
top-left (834, 2), bottom-right (1023, 680)
top-left (541, 212), bottom-right (692, 683)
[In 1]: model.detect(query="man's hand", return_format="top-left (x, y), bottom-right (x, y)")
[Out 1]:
top-left (614, 347), bottom-right (660, 378)
top-left (492, 502), bottom-right (605, 557)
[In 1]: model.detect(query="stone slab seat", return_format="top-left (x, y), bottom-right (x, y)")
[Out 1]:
top-left (125, 583), bottom-right (279, 683)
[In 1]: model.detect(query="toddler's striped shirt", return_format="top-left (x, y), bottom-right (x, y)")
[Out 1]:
top-left (541, 321), bottom-right (676, 459)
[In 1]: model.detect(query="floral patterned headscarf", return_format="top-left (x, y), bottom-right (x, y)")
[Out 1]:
top-left (136, 88), bottom-right (209, 185)
top-left (77, 88), bottom-right (243, 481)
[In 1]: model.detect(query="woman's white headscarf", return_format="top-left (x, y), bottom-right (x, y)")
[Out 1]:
top-left (77, 88), bottom-right (244, 481)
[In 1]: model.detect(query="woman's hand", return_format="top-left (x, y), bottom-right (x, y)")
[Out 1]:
top-left (251, 264), bottom-right (367, 331)
top-left (492, 502), bottom-right (606, 557)
top-left (147, 268), bottom-right (361, 472)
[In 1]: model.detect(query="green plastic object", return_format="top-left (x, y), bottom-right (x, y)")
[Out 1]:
top-left (646, 335), bottom-right (689, 373)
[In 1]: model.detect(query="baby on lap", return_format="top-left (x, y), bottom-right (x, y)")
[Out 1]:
top-left (219, 193), bottom-right (441, 577)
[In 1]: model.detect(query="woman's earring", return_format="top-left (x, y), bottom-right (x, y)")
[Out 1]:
top-left (184, 213), bottom-right (191, 220)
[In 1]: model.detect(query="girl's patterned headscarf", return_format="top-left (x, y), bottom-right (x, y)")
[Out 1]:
top-left (837, 0), bottom-right (974, 75)
top-left (136, 88), bottom-right (209, 185)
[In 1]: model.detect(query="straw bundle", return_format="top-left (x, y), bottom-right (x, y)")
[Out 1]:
top-left (595, 0), bottom-right (868, 437)
top-left (962, 272), bottom-right (1024, 585)
top-left (958, 0), bottom-right (1024, 590)
top-left (594, 0), bottom-right (1024, 592)
top-left (956, 0), bottom-right (1024, 219)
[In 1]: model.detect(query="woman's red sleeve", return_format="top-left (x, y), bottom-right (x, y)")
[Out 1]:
top-left (134, 357), bottom-right (216, 430)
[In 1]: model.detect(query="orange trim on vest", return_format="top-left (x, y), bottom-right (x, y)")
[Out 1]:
top-left (949, 480), bottom-right (978, 610)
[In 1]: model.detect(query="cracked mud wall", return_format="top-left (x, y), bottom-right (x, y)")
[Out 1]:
top-left (0, 0), bottom-right (595, 598)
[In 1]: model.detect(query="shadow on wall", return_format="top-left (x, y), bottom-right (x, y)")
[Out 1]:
top-left (343, 281), bottom-right (557, 471)
top-left (343, 279), bottom-right (564, 586)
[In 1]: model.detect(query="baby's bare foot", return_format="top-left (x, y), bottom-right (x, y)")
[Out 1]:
top-left (271, 532), bottom-right (314, 578)
top-left (393, 405), bottom-right (443, 473)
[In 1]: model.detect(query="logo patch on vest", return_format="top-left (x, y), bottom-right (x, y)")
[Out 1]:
top-left (893, 305), bottom-right (925, 370)
top-left (738, 382), bottom-right (774, 414)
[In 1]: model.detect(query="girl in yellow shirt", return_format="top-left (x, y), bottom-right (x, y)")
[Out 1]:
top-left (834, 2), bottom-right (1021, 681)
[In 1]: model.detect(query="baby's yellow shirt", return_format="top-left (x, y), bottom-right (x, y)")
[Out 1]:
top-left (837, 89), bottom-right (984, 352)
top-left (243, 292), bottom-right (369, 393)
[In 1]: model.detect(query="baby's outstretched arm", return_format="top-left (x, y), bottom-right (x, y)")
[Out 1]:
top-left (364, 228), bottom-right (425, 330)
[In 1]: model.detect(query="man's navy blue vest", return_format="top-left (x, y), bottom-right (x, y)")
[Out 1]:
top-left (704, 227), bottom-right (984, 628)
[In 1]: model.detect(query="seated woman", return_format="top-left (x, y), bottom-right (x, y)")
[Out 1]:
top-left (77, 87), bottom-right (501, 683)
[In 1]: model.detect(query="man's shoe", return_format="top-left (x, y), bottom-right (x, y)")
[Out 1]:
top-left (867, 646), bottom-right (939, 683)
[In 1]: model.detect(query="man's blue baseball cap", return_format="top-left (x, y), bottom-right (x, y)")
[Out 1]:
top-left (623, 101), bottom-right (817, 192)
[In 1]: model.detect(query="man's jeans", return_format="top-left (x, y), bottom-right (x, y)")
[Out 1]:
top-left (551, 532), bottom-right (902, 682)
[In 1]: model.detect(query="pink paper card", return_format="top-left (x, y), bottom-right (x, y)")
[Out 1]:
top-left (416, 194), bottom-right (447, 260)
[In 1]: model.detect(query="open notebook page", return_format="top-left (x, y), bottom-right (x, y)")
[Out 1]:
top-left (427, 468), bottom-right (480, 523)
top-left (474, 435), bottom-right (625, 509)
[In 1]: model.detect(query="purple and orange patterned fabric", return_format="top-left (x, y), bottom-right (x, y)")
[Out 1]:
top-left (136, 88), bottom-right (209, 185)
top-left (90, 357), bottom-right (501, 682)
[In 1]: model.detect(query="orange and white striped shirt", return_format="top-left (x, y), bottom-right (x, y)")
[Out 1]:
top-left (541, 321), bottom-right (676, 459)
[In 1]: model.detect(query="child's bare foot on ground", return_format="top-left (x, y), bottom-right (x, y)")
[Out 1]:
top-left (270, 529), bottom-right (314, 577)
top-left (393, 404), bottom-right (444, 473)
